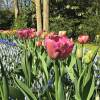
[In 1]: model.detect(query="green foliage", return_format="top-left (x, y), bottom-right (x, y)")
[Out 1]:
top-left (0, 34), bottom-right (99, 100)
top-left (14, 77), bottom-right (37, 100)
top-left (50, 0), bottom-right (100, 39)
top-left (38, 52), bottom-right (49, 80)
top-left (77, 16), bottom-right (100, 35)
top-left (67, 45), bottom-right (99, 100)
top-left (13, 14), bottom-right (28, 29)
top-left (0, 10), bottom-right (14, 29)
top-left (1, 0), bottom-right (100, 99)
top-left (13, 2), bottom-right (36, 29)
top-left (50, 16), bottom-right (80, 37)
top-left (58, 77), bottom-right (64, 100)
top-left (0, 60), bottom-right (9, 100)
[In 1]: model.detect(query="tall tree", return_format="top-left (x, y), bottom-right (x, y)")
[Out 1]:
top-left (0, 0), bottom-right (13, 10)
top-left (43, 0), bottom-right (49, 32)
top-left (14, 0), bottom-right (19, 19)
top-left (0, 0), bottom-right (5, 9)
top-left (35, 0), bottom-right (42, 31)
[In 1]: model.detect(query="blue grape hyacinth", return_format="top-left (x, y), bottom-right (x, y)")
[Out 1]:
top-left (0, 39), bottom-right (17, 46)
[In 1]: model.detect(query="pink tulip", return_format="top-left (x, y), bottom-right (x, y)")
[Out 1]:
top-left (42, 32), bottom-right (56, 39)
top-left (36, 30), bottom-right (47, 37)
top-left (0, 30), bottom-right (4, 32)
top-left (78, 35), bottom-right (89, 44)
top-left (17, 28), bottom-right (36, 39)
top-left (31, 28), bottom-right (36, 32)
top-left (36, 31), bottom-right (43, 37)
top-left (45, 34), bottom-right (74, 59)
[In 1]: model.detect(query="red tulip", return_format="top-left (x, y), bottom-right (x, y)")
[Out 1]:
top-left (78, 35), bottom-right (89, 44)
top-left (29, 33), bottom-right (36, 39)
top-left (36, 41), bottom-right (42, 46)
top-left (17, 28), bottom-right (36, 39)
top-left (45, 34), bottom-right (74, 59)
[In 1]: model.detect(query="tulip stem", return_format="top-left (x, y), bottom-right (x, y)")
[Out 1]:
top-left (81, 44), bottom-right (84, 68)
top-left (95, 89), bottom-right (100, 100)
top-left (60, 61), bottom-right (64, 76)
top-left (54, 61), bottom-right (59, 100)
top-left (82, 44), bottom-right (84, 58)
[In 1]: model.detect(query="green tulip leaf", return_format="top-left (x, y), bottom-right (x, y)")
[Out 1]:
top-left (67, 54), bottom-right (76, 82)
top-left (58, 77), bottom-right (65, 100)
top-left (9, 86), bottom-right (24, 99)
top-left (0, 60), bottom-right (9, 100)
top-left (38, 52), bottom-right (49, 80)
top-left (14, 77), bottom-right (37, 100)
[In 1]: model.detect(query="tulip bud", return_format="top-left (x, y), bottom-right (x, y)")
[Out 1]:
top-left (87, 51), bottom-right (93, 58)
top-left (36, 31), bottom-right (42, 37)
top-left (78, 34), bottom-right (89, 44)
top-left (29, 33), bottom-right (35, 39)
top-left (59, 31), bottom-right (66, 36)
top-left (83, 51), bottom-right (93, 64)
top-left (41, 32), bottom-right (48, 38)
top-left (95, 92), bottom-right (100, 100)
top-left (76, 48), bottom-right (82, 58)
top-left (42, 40), bottom-right (45, 46)
top-left (31, 28), bottom-right (36, 32)
top-left (83, 55), bottom-right (90, 64)
top-left (95, 35), bottom-right (100, 43)
top-left (49, 32), bottom-right (56, 36)
top-left (36, 41), bottom-right (42, 47)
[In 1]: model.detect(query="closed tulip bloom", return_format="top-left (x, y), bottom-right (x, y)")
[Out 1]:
top-left (95, 35), bottom-right (100, 43)
top-left (36, 41), bottom-right (42, 47)
top-left (59, 31), bottom-right (66, 36)
top-left (78, 35), bottom-right (89, 44)
top-left (76, 48), bottom-right (82, 58)
top-left (41, 32), bottom-right (48, 38)
top-left (17, 28), bottom-right (36, 39)
top-left (29, 33), bottom-right (36, 39)
top-left (83, 51), bottom-right (93, 64)
top-left (36, 31), bottom-right (42, 37)
top-left (83, 55), bottom-right (90, 64)
top-left (36, 30), bottom-right (44, 37)
top-left (31, 28), bottom-right (36, 32)
top-left (41, 32), bottom-right (57, 39)
top-left (49, 32), bottom-right (56, 36)
top-left (45, 35), bottom-right (74, 59)
top-left (0, 30), bottom-right (3, 32)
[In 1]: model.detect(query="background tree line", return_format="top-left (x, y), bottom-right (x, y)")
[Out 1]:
top-left (0, 0), bottom-right (100, 39)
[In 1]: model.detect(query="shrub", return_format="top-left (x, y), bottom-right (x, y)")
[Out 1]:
top-left (0, 10), bottom-right (14, 29)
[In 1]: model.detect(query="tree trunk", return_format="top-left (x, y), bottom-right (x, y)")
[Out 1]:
top-left (43, 0), bottom-right (49, 32)
top-left (35, 0), bottom-right (42, 31)
top-left (14, 0), bottom-right (19, 19)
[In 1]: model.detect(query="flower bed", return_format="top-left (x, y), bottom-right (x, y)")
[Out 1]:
top-left (0, 29), bottom-right (100, 100)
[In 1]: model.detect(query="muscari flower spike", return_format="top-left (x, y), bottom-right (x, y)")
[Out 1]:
top-left (0, 39), bottom-right (17, 46)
